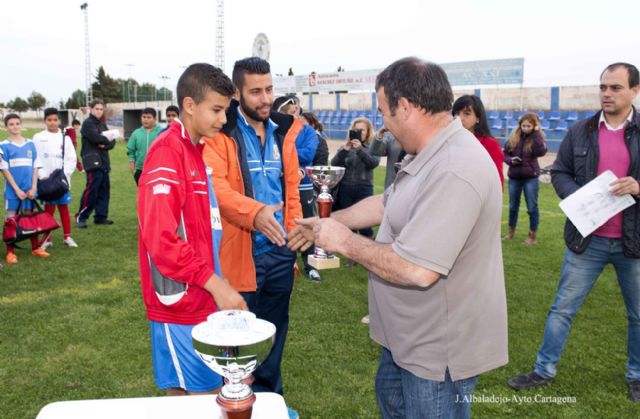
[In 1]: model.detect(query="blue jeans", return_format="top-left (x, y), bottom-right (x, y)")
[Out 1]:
top-left (507, 177), bottom-right (539, 231)
top-left (240, 246), bottom-right (296, 395)
top-left (534, 236), bottom-right (640, 382)
top-left (375, 348), bottom-right (478, 419)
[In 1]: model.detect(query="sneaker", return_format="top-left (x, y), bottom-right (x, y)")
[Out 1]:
top-left (307, 269), bottom-right (322, 282)
top-left (41, 240), bottom-right (53, 250)
top-left (31, 248), bottom-right (50, 258)
top-left (287, 407), bottom-right (299, 419)
top-left (507, 371), bottom-right (553, 390)
top-left (94, 219), bottom-right (114, 225)
top-left (77, 218), bottom-right (88, 228)
top-left (6, 253), bottom-right (18, 264)
top-left (63, 237), bottom-right (78, 248)
top-left (361, 314), bottom-right (370, 324)
top-left (629, 380), bottom-right (640, 402)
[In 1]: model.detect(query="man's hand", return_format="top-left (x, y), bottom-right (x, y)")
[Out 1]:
top-left (254, 202), bottom-right (286, 246)
top-left (610, 176), bottom-right (640, 197)
top-left (205, 276), bottom-right (248, 311)
top-left (287, 219), bottom-right (317, 252)
top-left (296, 217), bottom-right (352, 254)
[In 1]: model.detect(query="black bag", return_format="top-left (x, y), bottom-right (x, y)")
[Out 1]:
top-left (37, 133), bottom-right (70, 201)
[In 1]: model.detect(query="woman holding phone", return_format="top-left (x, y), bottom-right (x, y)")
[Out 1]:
top-left (503, 112), bottom-right (547, 245)
top-left (331, 117), bottom-right (380, 242)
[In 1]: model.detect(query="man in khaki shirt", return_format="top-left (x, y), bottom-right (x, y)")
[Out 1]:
top-left (290, 57), bottom-right (508, 418)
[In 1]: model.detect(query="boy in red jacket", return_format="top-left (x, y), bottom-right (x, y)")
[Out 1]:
top-left (137, 63), bottom-right (247, 395)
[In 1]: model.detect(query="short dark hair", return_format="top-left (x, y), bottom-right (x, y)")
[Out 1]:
top-left (90, 99), bottom-right (104, 108)
top-left (232, 57), bottom-right (270, 90)
top-left (141, 107), bottom-right (157, 118)
top-left (3, 113), bottom-right (20, 126)
top-left (375, 57), bottom-right (453, 115)
top-left (177, 63), bottom-right (235, 112)
top-left (452, 95), bottom-right (492, 137)
top-left (601, 62), bottom-right (639, 88)
top-left (165, 105), bottom-right (179, 115)
top-left (72, 119), bottom-right (81, 126)
top-left (43, 107), bottom-right (59, 120)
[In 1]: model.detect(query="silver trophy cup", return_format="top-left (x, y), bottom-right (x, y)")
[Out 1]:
top-left (192, 310), bottom-right (276, 418)
top-left (305, 166), bottom-right (345, 269)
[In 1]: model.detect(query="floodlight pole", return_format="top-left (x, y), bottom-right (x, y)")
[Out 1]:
top-left (80, 3), bottom-right (93, 106)
top-left (160, 75), bottom-right (170, 101)
top-left (215, 0), bottom-right (225, 71)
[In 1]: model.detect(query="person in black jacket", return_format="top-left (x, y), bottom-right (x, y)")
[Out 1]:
top-left (76, 99), bottom-right (116, 228)
top-left (508, 63), bottom-right (640, 402)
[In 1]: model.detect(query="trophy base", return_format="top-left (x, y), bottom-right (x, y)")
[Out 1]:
top-left (308, 255), bottom-right (340, 270)
top-left (216, 393), bottom-right (256, 419)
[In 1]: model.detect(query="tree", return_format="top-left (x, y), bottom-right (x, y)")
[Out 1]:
top-left (65, 89), bottom-right (86, 109)
top-left (288, 67), bottom-right (294, 76)
top-left (7, 97), bottom-right (29, 113)
top-left (91, 66), bottom-right (122, 103)
top-left (157, 87), bottom-right (173, 101)
top-left (27, 91), bottom-right (47, 114)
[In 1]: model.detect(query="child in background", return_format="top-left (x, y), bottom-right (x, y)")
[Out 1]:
top-left (0, 113), bottom-right (49, 263)
top-left (33, 108), bottom-right (79, 249)
top-left (127, 107), bottom-right (162, 185)
top-left (65, 119), bottom-right (84, 172)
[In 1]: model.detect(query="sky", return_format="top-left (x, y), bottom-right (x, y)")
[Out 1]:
top-left (2, 0), bottom-right (639, 105)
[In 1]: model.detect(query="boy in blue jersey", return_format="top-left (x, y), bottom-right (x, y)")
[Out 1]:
top-left (0, 114), bottom-right (49, 264)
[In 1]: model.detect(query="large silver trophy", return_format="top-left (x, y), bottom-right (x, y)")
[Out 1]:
top-left (305, 166), bottom-right (345, 269)
top-left (192, 310), bottom-right (276, 419)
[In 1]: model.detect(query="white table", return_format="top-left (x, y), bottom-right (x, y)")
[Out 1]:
top-left (36, 392), bottom-right (288, 419)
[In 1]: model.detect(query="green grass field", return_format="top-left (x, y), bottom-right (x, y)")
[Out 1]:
top-left (1, 129), bottom-right (639, 418)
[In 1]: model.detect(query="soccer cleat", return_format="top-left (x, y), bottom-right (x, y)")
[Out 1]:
top-left (6, 253), bottom-right (18, 264)
top-left (94, 219), bottom-right (114, 225)
top-left (77, 219), bottom-right (88, 228)
top-left (63, 237), bottom-right (78, 248)
top-left (31, 248), bottom-right (50, 258)
top-left (41, 240), bottom-right (53, 250)
top-left (307, 269), bottom-right (322, 282)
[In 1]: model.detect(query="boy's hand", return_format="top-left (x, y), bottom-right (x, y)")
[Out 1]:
top-left (16, 189), bottom-right (27, 200)
top-left (26, 188), bottom-right (36, 199)
top-left (205, 276), bottom-right (248, 311)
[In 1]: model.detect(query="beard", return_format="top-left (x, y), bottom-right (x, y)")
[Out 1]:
top-left (239, 95), bottom-right (270, 122)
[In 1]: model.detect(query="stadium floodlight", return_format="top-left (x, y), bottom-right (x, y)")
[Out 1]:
top-left (80, 3), bottom-right (92, 105)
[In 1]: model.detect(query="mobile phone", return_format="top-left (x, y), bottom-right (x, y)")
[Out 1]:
top-left (349, 129), bottom-right (362, 141)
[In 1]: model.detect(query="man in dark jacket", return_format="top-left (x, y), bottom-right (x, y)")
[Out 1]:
top-left (508, 63), bottom-right (640, 401)
top-left (76, 99), bottom-right (116, 228)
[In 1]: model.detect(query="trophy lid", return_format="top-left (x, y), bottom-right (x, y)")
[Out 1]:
top-left (192, 310), bottom-right (275, 347)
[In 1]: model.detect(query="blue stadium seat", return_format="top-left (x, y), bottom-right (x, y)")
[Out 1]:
top-left (508, 119), bottom-right (518, 130)
top-left (504, 111), bottom-right (514, 120)
top-left (541, 120), bottom-right (551, 130)
top-left (491, 120), bottom-right (504, 131)
top-left (566, 111), bottom-right (578, 121)
top-left (555, 120), bottom-right (569, 132)
top-left (488, 111), bottom-right (499, 120)
top-left (548, 111), bottom-right (561, 121)
top-left (536, 111), bottom-right (545, 120)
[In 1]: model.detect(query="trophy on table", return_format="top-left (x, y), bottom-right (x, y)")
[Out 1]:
top-left (192, 310), bottom-right (276, 419)
top-left (305, 166), bottom-right (345, 269)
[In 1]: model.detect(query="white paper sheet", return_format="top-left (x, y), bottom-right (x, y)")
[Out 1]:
top-left (101, 129), bottom-right (120, 141)
top-left (558, 170), bottom-right (636, 237)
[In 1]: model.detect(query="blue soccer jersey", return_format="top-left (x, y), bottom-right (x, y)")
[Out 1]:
top-left (0, 139), bottom-right (39, 200)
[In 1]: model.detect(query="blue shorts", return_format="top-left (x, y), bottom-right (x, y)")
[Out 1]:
top-left (150, 321), bottom-right (223, 392)
top-left (42, 191), bottom-right (72, 206)
top-left (5, 199), bottom-right (34, 211)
